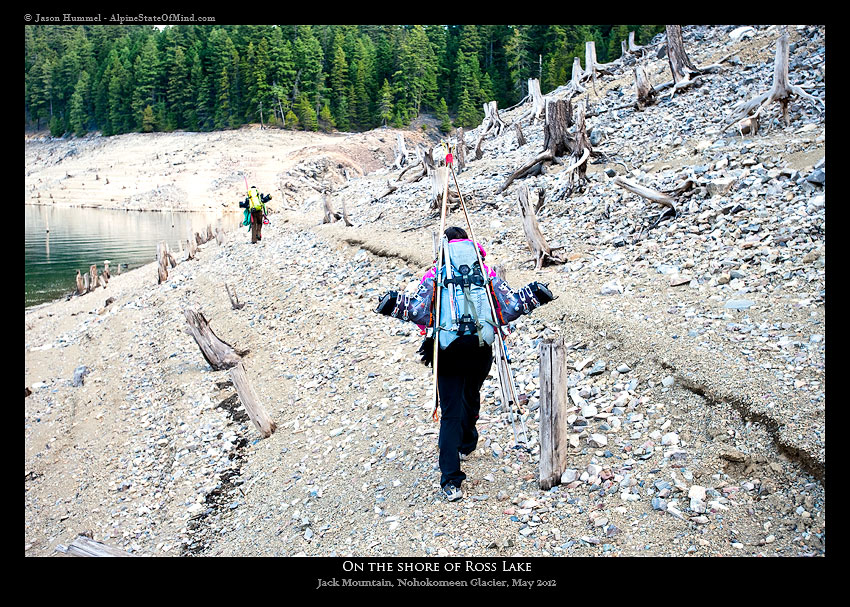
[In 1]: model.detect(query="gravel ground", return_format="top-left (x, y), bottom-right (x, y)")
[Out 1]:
top-left (25, 25), bottom-right (825, 560)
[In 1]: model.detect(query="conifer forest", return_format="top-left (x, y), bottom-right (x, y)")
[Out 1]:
top-left (24, 25), bottom-right (664, 137)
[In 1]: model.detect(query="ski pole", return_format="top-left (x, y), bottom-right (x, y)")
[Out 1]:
top-left (430, 157), bottom-right (451, 423)
top-left (446, 160), bottom-right (528, 443)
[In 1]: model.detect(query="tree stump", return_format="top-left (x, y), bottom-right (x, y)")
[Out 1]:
top-left (527, 78), bottom-right (546, 123)
top-left (224, 283), bottom-right (245, 310)
top-left (539, 338), bottom-right (570, 490)
top-left (721, 28), bottom-right (823, 133)
top-left (322, 192), bottom-right (341, 224)
top-left (229, 362), bottom-right (277, 438)
top-left (75, 270), bottom-right (85, 295)
top-left (498, 98), bottom-right (574, 194)
top-left (517, 185), bottom-right (565, 270)
top-left (89, 265), bottom-right (99, 291)
top-left (634, 65), bottom-right (657, 110)
top-left (475, 101), bottom-right (507, 160)
top-left (628, 31), bottom-right (644, 54)
top-left (392, 133), bottom-right (409, 170)
top-left (514, 123), bottom-right (527, 147)
top-left (341, 197), bottom-right (353, 227)
top-left (456, 128), bottom-right (467, 170)
top-left (183, 309), bottom-right (247, 371)
top-left (156, 242), bottom-right (169, 284)
top-left (103, 261), bottom-right (110, 281)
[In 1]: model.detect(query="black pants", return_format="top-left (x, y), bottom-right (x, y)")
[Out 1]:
top-left (437, 335), bottom-right (493, 489)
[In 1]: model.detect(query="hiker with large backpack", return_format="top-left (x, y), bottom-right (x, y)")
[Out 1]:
top-left (238, 185), bottom-right (272, 244)
top-left (375, 226), bottom-right (555, 502)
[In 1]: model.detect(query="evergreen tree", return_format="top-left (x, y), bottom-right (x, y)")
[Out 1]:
top-left (131, 36), bottom-right (159, 130)
top-left (436, 97), bottom-right (452, 133)
top-left (378, 78), bottom-right (393, 126)
top-left (141, 104), bottom-right (156, 132)
top-left (69, 71), bottom-right (90, 136)
top-left (455, 88), bottom-right (478, 128)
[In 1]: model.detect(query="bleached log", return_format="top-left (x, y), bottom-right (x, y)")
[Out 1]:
top-left (55, 534), bottom-right (134, 557)
top-left (183, 309), bottom-right (247, 371)
top-left (229, 362), bottom-right (277, 438)
top-left (613, 176), bottom-right (677, 214)
top-left (721, 28), bottom-right (823, 133)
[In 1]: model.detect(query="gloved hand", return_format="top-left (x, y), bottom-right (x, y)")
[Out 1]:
top-left (417, 336), bottom-right (434, 367)
top-left (529, 282), bottom-right (556, 304)
top-left (375, 290), bottom-right (398, 315)
top-left (238, 200), bottom-right (249, 209)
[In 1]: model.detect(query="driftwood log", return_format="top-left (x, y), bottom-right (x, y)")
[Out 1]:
top-left (539, 338), bottom-right (571, 490)
top-left (183, 309), bottom-right (247, 371)
top-left (721, 28), bottom-right (823, 133)
top-left (517, 185), bottom-right (565, 270)
top-left (55, 534), bottom-right (134, 557)
top-left (229, 362), bottom-right (277, 438)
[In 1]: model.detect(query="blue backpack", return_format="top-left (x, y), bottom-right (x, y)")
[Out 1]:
top-left (436, 240), bottom-right (496, 349)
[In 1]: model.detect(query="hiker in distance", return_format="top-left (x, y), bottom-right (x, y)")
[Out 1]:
top-left (239, 185), bottom-right (272, 244)
top-left (375, 226), bottom-right (556, 502)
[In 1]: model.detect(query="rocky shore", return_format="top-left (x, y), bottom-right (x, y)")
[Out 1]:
top-left (25, 24), bottom-right (825, 558)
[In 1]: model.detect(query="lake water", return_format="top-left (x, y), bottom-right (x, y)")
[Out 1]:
top-left (25, 205), bottom-right (240, 308)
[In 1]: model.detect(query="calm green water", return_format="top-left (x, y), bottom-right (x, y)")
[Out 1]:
top-left (25, 205), bottom-right (238, 308)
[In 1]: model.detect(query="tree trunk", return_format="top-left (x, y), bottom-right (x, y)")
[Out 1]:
top-left (456, 128), bottom-right (467, 169)
top-left (183, 309), bottom-right (247, 371)
top-left (527, 78), bottom-right (545, 123)
top-left (517, 185), bottom-right (563, 270)
top-left (229, 362), bottom-right (277, 438)
top-left (721, 28), bottom-right (823, 132)
top-left (666, 25), bottom-right (698, 86)
top-left (539, 338), bottom-right (570, 491)
top-left (475, 101), bottom-right (507, 160)
top-left (341, 197), bottom-right (353, 227)
top-left (498, 98), bottom-right (574, 194)
top-left (89, 264), bottom-right (99, 291)
top-left (156, 242), bottom-right (168, 283)
top-left (392, 133), bottom-right (409, 169)
top-left (635, 65), bottom-right (657, 110)
top-left (322, 192), bottom-right (340, 224)
top-left (514, 123), bottom-right (527, 147)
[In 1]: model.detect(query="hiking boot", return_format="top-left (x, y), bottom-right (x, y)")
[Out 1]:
top-left (441, 484), bottom-right (463, 502)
